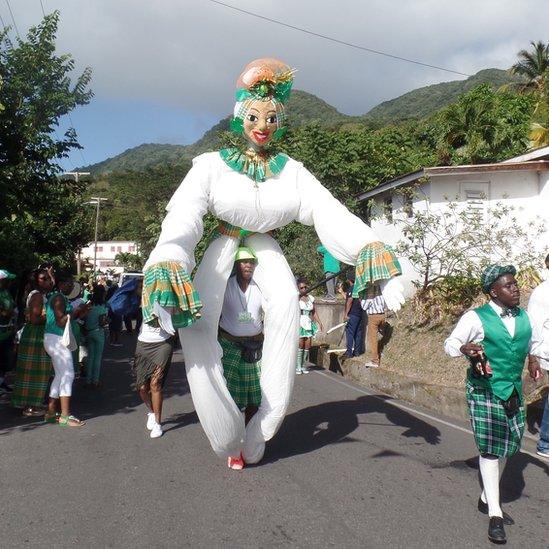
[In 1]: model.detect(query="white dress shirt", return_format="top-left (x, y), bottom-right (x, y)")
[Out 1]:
top-left (527, 280), bottom-right (549, 370)
top-left (444, 301), bottom-right (533, 358)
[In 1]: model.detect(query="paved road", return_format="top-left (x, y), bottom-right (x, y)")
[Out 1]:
top-left (1, 334), bottom-right (548, 548)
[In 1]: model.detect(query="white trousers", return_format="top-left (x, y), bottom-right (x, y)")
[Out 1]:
top-left (180, 233), bottom-right (300, 463)
top-left (44, 333), bottom-right (74, 398)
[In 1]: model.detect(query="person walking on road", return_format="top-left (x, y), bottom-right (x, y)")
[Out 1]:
top-left (444, 264), bottom-right (541, 543)
top-left (44, 272), bottom-right (89, 427)
top-left (317, 245), bottom-right (340, 300)
top-left (526, 263), bottom-right (549, 458)
top-left (134, 319), bottom-right (175, 439)
top-left (11, 268), bottom-right (54, 416)
top-left (362, 283), bottom-right (387, 368)
top-left (343, 271), bottom-right (365, 358)
top-left (219, 247), bottom-right (265, 469)
top-left (84, 285), bottom-right (108, 388)
top-left (297, 277), bottom-right (323, 374)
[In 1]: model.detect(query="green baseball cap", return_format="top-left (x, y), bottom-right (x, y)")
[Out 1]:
top-left (235, 247), bottom-right (257, 261)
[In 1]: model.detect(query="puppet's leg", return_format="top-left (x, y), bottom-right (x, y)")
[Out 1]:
top-left (179, 235), bottom-right (245, 458)
top-left (242, 233), bottom-right (300, 464)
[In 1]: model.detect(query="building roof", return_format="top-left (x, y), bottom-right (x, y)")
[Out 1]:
top-left (357, 155), bottom-right (549, 201)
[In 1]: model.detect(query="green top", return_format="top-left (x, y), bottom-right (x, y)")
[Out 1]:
top-left (470, 303), bottom-right (532, 401)
top-left (85, 304), bottom-right (107, 331)
top-left (0, 288), bottom-right (15, 341)
top-left (45, 292), bottom-right (72, 336)
top-left (317, 245), bottom-right (340, 274)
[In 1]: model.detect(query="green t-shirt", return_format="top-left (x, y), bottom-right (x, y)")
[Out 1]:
top-left (45, 292), bottom-right (72, 336)
top-left (317, 245), bottom-right (340, 273)
top-left (0, 289), bottom-right (15, 340)
top-left (85, 304), bottom-right (107, 331)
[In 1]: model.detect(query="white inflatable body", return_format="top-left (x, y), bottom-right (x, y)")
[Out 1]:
top-left (145, 152), bottom-right (385, 463)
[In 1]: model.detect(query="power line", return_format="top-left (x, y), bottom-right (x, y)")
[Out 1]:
top-left (39, 0), bottom-right (46, 17)
top-left (4, 0), bottom-right (20, 38)
top-left (68, 113), bottom-right (88, 166)
top-left (206, 0), bottom-right (472, 78)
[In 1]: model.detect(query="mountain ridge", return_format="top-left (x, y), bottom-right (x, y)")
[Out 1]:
top-left (82, 68), bottom-right (517, 175)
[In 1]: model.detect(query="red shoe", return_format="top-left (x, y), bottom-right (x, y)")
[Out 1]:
top-left (227, 454), bottom-right (245, 470)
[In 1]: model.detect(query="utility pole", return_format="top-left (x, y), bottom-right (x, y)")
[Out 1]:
top-left (63, 171), bottom-right (90, 183)
top-left (64, 172), bottom-right (92, 276)
top-left (84, 197), bottom-right (108, 279)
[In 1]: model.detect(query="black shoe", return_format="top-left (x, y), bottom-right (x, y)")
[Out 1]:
top-left (488, 516), bottom-right (506, 543)
top-left (478, 498), bottom-right (514, 525)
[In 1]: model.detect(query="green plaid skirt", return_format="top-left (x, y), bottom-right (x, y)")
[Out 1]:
top-left (219, 336), bottom-right (261, 409)
top-left (466, 380), bottom-right (525, 457)
top-left (11, 324), bottom-right (52, 408)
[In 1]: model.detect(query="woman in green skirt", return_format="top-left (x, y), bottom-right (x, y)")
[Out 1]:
top-left (11, 268), bottom-right (54, 416)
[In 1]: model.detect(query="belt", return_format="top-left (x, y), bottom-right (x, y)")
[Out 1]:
top-left (218, 326), bottom-right (263, 344)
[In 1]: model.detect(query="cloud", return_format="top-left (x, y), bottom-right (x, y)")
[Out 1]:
top-left (5, 0), bottom-right (549, 120)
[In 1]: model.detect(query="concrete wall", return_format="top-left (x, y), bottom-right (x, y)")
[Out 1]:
top-left (368, 170), bottom-right (549, 295)
top-left (314, 298), bottom-right (347, 346)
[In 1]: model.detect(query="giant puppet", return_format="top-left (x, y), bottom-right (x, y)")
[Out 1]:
top-left (142, 58), bottom-right (405, 465)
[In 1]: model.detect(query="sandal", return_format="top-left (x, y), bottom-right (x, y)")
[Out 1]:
top-left (44, 412), bottom-right (60, 424)
top-left (58, 415), bottom-right (85, 427)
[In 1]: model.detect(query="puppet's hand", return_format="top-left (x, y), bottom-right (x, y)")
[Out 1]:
top-left (142, 262), bottom-right (202, 329)
top-left (380, 277), bottom-right (405, 312)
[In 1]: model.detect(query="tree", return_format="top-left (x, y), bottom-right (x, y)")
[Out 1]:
top-left (115, 252), bottom-right (143, 271)
top-left (436, 84), bottom-right (534, 164)
top-left (510, 41), bottom-right (549, 90)
top-left (0, 12), bottom-right (93, 273)
top-left (529, 69), bottom-right (549, 148)
top-left (396, 198), bottom-right (545, 292)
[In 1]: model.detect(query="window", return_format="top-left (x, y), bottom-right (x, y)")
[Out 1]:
top-left (129, 245), bottom-right (135, 252)
top-left (461, 182), bottom-right (490, 221)
top-left (117, 246), bottom-right (122, 252)
top-left (111, 246), bottom-right (115, 252)
top-left (96, 246), bottom-right (103, 252)
top-left (383, 196), bottom-right (393, 223)
top-left (403, 195), bottom-right (413, 218)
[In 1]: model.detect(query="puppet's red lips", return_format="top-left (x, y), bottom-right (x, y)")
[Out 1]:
top-left (252, 131), bottom-right (270, 143)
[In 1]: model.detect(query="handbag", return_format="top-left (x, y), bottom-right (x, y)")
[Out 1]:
top-left (61, 314), bottom-right (78, 352)
top-left (238, 339), bottom-right (263, 363)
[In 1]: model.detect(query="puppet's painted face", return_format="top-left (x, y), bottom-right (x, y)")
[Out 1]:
top-left (243, 100), bottom-right (278, 148)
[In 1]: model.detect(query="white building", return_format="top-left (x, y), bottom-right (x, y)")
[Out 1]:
top-left (358, 147), bottom-right (549, 295)
top-left (79, 240), bottom-right (138, 274)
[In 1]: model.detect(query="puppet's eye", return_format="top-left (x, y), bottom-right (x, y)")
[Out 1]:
top-left (247, 114), bottom-right (258, 122)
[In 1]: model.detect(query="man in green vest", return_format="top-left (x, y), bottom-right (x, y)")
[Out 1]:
top-left (444, 264), bottom-right (541, 544)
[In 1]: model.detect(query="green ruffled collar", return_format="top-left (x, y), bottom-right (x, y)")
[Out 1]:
top-left (219, 147), bottom-right (289, 183)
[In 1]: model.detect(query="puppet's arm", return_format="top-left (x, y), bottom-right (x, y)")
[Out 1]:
top-left (296, 165), bottom-right (404, 312)
top-left (141, 155), bottom-right (212, 329)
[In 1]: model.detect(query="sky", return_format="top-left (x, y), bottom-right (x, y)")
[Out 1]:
top-left (1, 0), bottom-right (548, 170)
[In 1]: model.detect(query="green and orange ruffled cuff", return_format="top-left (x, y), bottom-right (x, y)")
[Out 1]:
top-left (142, 262), bottom-right (202, 328)
top-left (352, 242), bottom-right (402, 299)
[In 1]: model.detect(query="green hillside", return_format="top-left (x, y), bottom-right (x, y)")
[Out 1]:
top-left (363, 68), bottom-right (519, 123)
top-left (83, 143), bottom-right (187, 175)
top-left (83, 68), bottom-right (520, 174)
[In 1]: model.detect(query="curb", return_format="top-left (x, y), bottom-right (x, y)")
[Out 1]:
top-left (312, 344), bottom-right (470, 422)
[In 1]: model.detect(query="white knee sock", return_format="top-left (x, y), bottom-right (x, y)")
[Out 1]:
top-left (480, 457), bottom-right (506, 504)
top-left (479, 455), bottom-right (502, 517)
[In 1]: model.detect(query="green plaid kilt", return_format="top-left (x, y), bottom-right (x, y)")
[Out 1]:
top-left (219, 336), bottom-right (261, 409)
top-left (466, 380), bottom-right (525, 457)
top-left (11, 324), bottom-right (53, 408)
